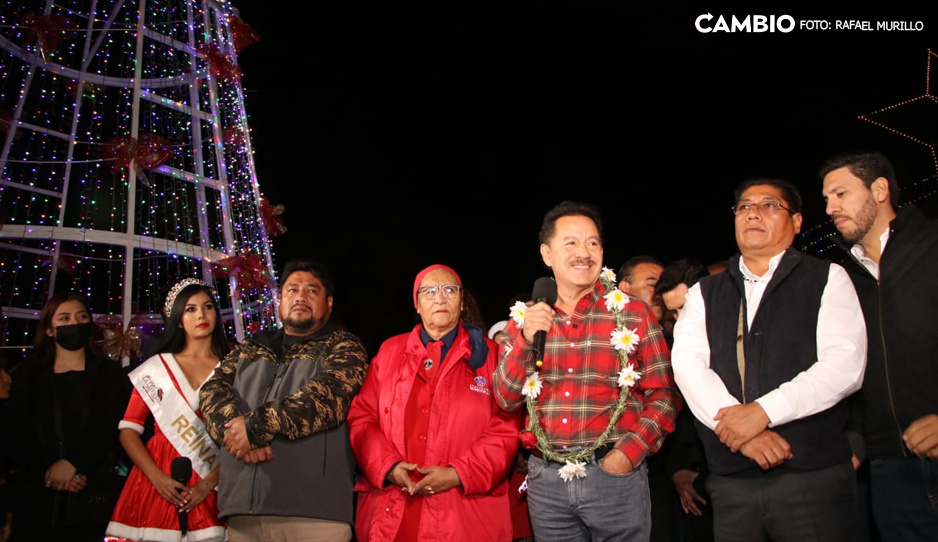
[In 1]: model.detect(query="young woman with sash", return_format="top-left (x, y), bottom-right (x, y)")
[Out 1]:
top-left (105, 279), bottom-right (230, 542)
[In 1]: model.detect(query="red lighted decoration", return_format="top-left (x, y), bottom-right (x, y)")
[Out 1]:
top-left (56, 253), bottom-right (79, 276)
top-left (99, 325), bottom-right (144, 361)
top-left (21, 11), bottom-right (76, 55)
top-left (39, 253), bottom-right (79, 277)
top-left (228, 15), bottom-right (261, 53)
top-left (101, 134), bottom-right (174, 172)
top-left (246, 320), bottom-right (263, 335)
top-left (199, 44), bottom-right (241, 81)
top-left (223, 125), bottom-right (247, 147)
top-left (213, 254), bottom-right (269, 291)
top-left (259, 196), bottom-right (287, 238)
top-left (101, 134), bottom-right (174, 186)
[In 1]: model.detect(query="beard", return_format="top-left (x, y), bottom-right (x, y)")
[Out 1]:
top-left (282, 313), bottom-right (318, 335)
top-left (836, 195), bottom-right (878, 244)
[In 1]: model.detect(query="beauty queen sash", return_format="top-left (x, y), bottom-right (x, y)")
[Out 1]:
top-left (129, 355), bottom-right (221, 478)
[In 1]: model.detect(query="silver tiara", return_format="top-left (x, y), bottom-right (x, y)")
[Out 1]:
top-left (164, 278), bottom-right (209, 316)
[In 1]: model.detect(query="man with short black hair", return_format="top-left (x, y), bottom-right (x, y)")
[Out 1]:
top-left (656, 258), bottom-right (709, 319)
top-left (200, 258), bottom-right (368, 542)
top-left (618, 255), bottom-right (665, 321)
top-left (494, 201), bottom-right (679, 541)
top-left (671, 179), bottom-right (867, 541)
top-left (618, 254), bottom-right (675, 542)
top-left (821, 151), bottom-right (938, 540)
top-left (655, 257), bottom-right (713, 542)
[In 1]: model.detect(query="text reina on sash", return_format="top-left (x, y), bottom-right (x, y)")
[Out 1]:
top-left (171, 413), bottom-right (219, 469)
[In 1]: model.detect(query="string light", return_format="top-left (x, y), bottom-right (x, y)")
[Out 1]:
top-left (0, 0), bottom-right (278, 356)
top-left (858, 48), bottom-right (938, 174)
top-left (801, 48), bottom-right (938, 256)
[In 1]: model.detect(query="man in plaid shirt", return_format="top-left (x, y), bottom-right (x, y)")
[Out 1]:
top-left (494, 200), bottom-right (680, 541)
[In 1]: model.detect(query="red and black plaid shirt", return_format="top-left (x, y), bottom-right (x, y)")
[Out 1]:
top-left (494, 280), bottom-right (680, 465)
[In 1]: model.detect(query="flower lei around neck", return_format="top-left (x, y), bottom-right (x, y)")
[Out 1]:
top-left (509, 267), bottom-right (642, 482)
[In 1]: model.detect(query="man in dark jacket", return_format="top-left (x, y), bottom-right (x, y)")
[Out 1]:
top-left (656, 258), bottom-right (712, 542)
top-left (821, 151), bottom-right (938, 540)
top-left (200, 258), bottom-right (368, 541)
top-left (671, 178), bottom-right (867, 541)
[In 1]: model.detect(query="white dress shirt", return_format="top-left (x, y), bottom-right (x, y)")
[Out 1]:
top-left (671, 251), bottom-right (867, 430)
top-left (849, 225), bottom-right (890, 280)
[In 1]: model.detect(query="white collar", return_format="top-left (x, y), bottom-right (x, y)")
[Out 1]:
top-left (739, 250), bottom-right (786, 283)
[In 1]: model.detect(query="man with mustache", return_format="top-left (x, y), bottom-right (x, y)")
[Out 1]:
top-left (494, 200), bottom-right (680, 541)
top-left (671, 178), bottom-right (867, 541)
top-left (617, 255), bottom-right (679, 542)
top-left (617, 255), bottom-right (666, 323)
top-left (820, 152), bottom-right (938, 541)
top-left (200, 258), bottom-right (368, 541)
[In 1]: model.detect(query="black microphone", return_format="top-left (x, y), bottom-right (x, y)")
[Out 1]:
top-left (171, 456), bottom-right (192, 535)
top-left (531, 277), bottom-right (558, 370)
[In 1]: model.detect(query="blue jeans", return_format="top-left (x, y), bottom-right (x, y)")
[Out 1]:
top-left (869, 457), bottom-right (938, 542)
top-left (526, 455), bottom-right (651, 542)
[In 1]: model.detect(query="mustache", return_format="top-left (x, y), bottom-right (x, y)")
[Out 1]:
top-left (569, 258), bottom-right (595, 266)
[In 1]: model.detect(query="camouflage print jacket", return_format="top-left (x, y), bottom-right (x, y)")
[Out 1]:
top-left (199, 325), bottom-right (368, 522)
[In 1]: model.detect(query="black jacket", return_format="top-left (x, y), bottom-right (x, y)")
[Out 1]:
top-left (7, 354), bottom-right (127, 536)
top-left (831, 205), bottom-right (938, 459)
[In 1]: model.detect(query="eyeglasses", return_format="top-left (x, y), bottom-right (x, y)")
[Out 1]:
top-left (417, 284), bottom-right (462, 299)
top-left (732, 201), bottom-right (792, 216)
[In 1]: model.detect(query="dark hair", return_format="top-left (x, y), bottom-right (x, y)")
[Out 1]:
top-left (707, 260), bottom-right (729, 275)
top-left (617, 255), bottom-right (664, 285)
top-left (818, 151), bottom-right (901, 208)
top-left (155, 284), bottom-right (230, 359)
top-left (655, 258), bottom-right (709, 296)
top-left (538, 201), bottom-right (604, 245)
top-left (460, 287), bottom-right (486, 329)
top-left (280, 258), bottom-right (335, 297)
top-left (27, 292), bottom-right (100, 373)
top-left (734, 178), bottom-right (803, 214)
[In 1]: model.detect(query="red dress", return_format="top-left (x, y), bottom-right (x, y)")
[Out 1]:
top-left (105, 354), bottom-right (226, 542)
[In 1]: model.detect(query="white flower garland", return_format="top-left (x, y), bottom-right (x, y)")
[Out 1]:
top-left (514, 267), bottom-right (642, 481)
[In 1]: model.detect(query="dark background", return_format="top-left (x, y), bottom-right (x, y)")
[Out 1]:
top-left (229, 2), bottom-right (937, 355)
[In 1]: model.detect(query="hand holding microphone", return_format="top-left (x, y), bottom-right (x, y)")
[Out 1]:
top-left (171, 457), bottom-right (192, 535)
top-left (529, 277), bottom-right (558, 370)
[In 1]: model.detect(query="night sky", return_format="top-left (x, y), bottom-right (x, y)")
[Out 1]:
top-left (228, 2), bottom-right (937, 354)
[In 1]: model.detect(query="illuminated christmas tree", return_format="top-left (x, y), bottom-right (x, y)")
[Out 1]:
top-left (0, 0), bottom-right (278, 360)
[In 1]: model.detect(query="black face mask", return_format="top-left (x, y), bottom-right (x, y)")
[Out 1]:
top-left (54, 322), bottom-right (95, 351)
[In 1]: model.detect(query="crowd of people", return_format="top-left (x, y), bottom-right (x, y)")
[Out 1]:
top-left (0, 150), bottom-right (936, 542)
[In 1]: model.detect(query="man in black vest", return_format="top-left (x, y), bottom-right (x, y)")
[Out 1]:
top-left (671, 178), bottom-right (867, 541)
top-left (821, 151), bottom-right (938, 541)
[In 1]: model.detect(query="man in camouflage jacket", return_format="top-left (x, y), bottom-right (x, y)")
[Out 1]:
top-left (200, 258), bottom-right (368, 541)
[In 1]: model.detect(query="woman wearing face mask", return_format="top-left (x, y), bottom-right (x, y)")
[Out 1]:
top-left (7, 292), bottom-right (127, 541)
top-left (105, 279), bottom-right (230, 542)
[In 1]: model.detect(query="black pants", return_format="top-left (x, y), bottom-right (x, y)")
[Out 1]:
top-left (707, 462), bottom-right (858, 542)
